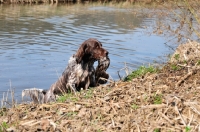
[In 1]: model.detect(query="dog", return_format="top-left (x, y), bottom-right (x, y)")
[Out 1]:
top-left (22, 38), bottom-right (110, 103)
top-left (43, 38), bottom-right (110, 103)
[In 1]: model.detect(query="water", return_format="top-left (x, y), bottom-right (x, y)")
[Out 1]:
top-left (0, 3), bottom-right (186, 102)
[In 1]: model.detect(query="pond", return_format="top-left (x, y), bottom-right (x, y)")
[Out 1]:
top-left (0, 2), bottom-right (198, 103)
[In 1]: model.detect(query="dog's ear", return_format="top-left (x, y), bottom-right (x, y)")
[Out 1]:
top-left (75, 42), bottom-right (88, 63)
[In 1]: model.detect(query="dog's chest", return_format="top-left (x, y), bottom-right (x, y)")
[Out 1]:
top-left (76, 64), bottom-right (87, 75)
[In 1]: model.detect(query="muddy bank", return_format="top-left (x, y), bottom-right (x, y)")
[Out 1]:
top-left (1, 41), bottom-right (200, 131)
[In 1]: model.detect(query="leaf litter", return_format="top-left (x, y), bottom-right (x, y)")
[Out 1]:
top-left (1, 40), bottom-right (200, 132)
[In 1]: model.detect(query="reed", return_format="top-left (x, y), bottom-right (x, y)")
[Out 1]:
top-left (0, 88), bottom-right (17, 108)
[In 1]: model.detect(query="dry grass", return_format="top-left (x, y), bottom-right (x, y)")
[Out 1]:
top-left (1, 41), bottom-right (200, 131)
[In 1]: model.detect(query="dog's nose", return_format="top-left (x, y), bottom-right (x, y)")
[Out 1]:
top-left (105, 51), bottom-right (109, 56)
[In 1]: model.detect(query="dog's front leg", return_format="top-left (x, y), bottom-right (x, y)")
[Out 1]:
top-left (89, 71), bottom-right (96, 87)
top-left (84, 76), bottom-right (90, 90)
top-left (67, 83), bottom-right (77, 94)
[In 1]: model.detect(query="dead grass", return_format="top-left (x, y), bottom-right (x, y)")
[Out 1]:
top-left (1, 41), bottom-right (200, 131)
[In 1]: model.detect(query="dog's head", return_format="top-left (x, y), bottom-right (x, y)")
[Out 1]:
top-left (75, 38), bottom-right (109, 63)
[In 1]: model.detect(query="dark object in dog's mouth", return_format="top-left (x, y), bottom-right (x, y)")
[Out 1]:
top-left (95, 57), bottom-right (110, 84)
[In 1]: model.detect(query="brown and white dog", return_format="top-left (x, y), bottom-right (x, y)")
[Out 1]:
top-left (22, 38), bottom-right (110, 103)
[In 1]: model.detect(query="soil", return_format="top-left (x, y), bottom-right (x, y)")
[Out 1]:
top-left (1, 41), bottom-right (200, 132)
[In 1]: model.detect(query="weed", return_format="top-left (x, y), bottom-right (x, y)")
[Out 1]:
top-left (153, 94), bottom-right (162, 104)
top-left (124, 66), bottom-right (158, 81)
top-left (185, 126), bottom-right (191, 132)
top-left (183, 60), bottom-right (187, 64)
top-left (84, 89), bottom-right (94, 99)
top-left (197, 60), bottom-right (200, 65)
top-left (131, 103), bottom-right (138, 110)
top-left (171, 64), bottom-right (180, 70)
top-left (154, 128), bottom-right (160, 132)
top-left (57, 95), bottom-right (67, 103)
top-left (174, 54), bottom-right (180, 60)
top-left (0, 107), bottom-right (7, 117)
top-left (56, 93), bottom-right (78, 103)
top-left (0, 121), bottom-right (9, 132)
top-left (97, 129), bottom-right (102, 132)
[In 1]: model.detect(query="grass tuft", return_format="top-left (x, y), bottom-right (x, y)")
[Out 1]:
top-left (56, 93), bottom-right (78, 103)
top-left (0, 121), bottom-right (9, 132)
top-left (153, 128), bottom-right (160, 132)
top-left (124, 66), bottom-right (158, 81)
top-left (174, 54), bottom-right (180, 60)
top-left (153, 94), bottom-right (162, 104)
top-left (185, 126), bottom-right (191, 132)
top-left (84, 88), bottom-right (94, 99)
top-left (131, 103), bottom-right (138, 110)
top-left (171, 64), bottom-right (180, 71)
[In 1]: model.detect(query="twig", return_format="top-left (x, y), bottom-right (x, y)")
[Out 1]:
top-left (159, 112), bottom-right (174, 125)
top-left (30, 121), bottom-right (41, 126)
top-left (117, 70), bottom-right (122, 80)
top-left (2, 92), bottom-right (5, 107)
top-left (117, 65), bottom-right (132, 80)
top-left (141, 104), bottom-right (167, 109)
top-left (3, 101), bottom-right (12, 106)
top-left (175, 71), bottom-right (193, 87)
top-left (9, 80), bottom-right (15, 107)
top-left (177, 64), bottom-right (191, 68)
top-left (124, 62), bottom-right (129, 76)
top-left (75, 102), bottom-right (91, 105)
top-left (56, 113), bottom-right (68, 121)
top-left (99, 77), bottom-right (115, 83)
top-left (188, 114), bottom-right (193, 126)
top-left (111, 117), bottom-right (115, 127)
top-left (189, 105), bottom-right (200, 116)
top-left (21, 120), bottom-right (36, 126)
top-left (136, 123), bottom-right (141, 132)
top-left (175, 105), bottom-right (186, 126)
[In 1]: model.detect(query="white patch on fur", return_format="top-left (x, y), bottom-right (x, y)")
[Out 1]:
top-left (22, 88), bottom-right (44, 103)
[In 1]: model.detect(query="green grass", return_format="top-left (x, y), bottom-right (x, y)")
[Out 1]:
top-left (153, 94), bottom-right (162, 104)
top-left (56, 93), bottom-right (78, 103)
top-left (171, 64), bottom-right (180, 71)
top-left (84, 88), bottom-right (94, 99)
top-left (97, 129), bottom-right (102, 132)
top-left (197, 60), bottom-right (200, 65)
top-left (174, 54), bottom-right (180, 60)
top-left (153, 128), bottom-right (160, 132)
top-left (124, 66), bottom-right (158, 81)
top-left (185, 126), bottom-right (191, 132)
top-left (131, 103), bottom-right (138, 110)
top-left (0, 122), bottom-right (9, 132)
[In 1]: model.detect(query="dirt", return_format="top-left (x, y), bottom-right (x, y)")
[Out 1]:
top-left (1, 41), bottom-right (200, 132)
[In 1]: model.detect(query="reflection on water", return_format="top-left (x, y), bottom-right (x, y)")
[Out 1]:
top-left (0, 3), bottom-right (187, 101)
